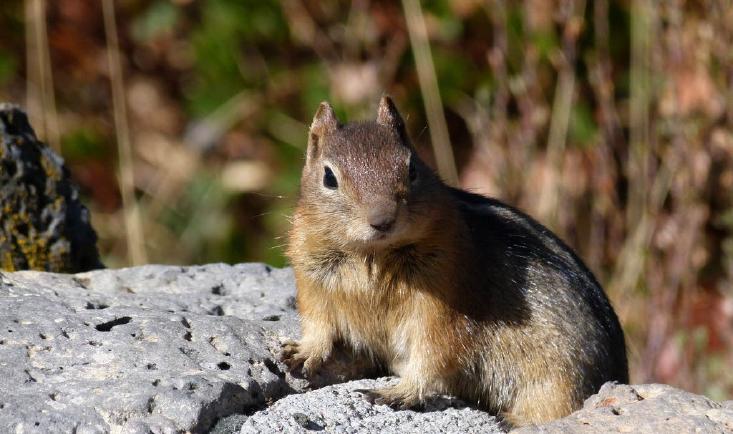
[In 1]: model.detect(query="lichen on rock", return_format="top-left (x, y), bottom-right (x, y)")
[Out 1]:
top-left (0, 104), bottom-right (102, 272)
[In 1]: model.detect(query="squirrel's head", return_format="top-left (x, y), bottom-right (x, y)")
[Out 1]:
top-left (298, 96), bottom-right (442, 252)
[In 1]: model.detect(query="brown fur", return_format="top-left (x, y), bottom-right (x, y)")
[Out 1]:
top-left (282, 97), bottom-right (628, 427)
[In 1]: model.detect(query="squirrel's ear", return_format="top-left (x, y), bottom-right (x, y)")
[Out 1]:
top-left (310, 102), bottom-right (339, 137)
top-left (376, 96), bottom-right (409, 145)
top-left (307, 102), bottom-right (339, 165)
top-left (376, 96), bottom-right (404, 129)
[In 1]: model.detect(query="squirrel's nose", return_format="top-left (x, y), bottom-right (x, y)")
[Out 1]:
top-left (367, 204), bottom-right (397, 233)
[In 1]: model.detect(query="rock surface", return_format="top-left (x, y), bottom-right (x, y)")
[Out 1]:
top-left (0, 263), bottom-right (302, 433)
top-left (1, 264), bottom-right (731, 434)
top-left (517, 382), bottom-right (733, 433)
top-left (240, 378), bottom-right (504, 434)
top-left (0, 103), bottom-right (101, 272)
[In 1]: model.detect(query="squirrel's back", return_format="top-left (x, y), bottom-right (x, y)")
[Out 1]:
top-left (447, 188), bottom-right (628, 413)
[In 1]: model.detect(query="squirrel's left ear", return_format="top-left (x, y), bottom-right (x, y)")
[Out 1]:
top-left (376, 96), bottom-right (404, 129)
top-left (376, 95), bottom-right (410, 145)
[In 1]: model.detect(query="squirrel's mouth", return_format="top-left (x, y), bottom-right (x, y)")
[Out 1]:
top-left (342, 214), bottom-right (418, 251)
top-left (370, 231), bottom-right (389, 240)
top-left (354, 223), bottom-right (406, 248)
top-left (359, 232), bottom-right (390, 247)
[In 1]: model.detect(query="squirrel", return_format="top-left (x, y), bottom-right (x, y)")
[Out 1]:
top-left (281, 96), bottom-right (628, 426)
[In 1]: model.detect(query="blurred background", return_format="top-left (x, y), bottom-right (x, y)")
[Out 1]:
top-left (1, 0), bottom-right (732, 400)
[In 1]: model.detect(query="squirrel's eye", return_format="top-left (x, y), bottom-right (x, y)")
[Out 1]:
top-left (408, 158), bottom-right (418, 183)
top-left (323, 166), bottom-right (338, 189)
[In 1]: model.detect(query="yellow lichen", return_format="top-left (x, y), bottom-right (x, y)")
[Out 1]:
top-left (40, 152), bottom-right (62, 182)
top-left (1, 251), bottom-right (15, 271)
top-left (0, 111), bottom-right (100, 273)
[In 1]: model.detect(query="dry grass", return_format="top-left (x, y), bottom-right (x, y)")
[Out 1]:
top-left (101, 0), bottom-right (146, 265)
top-left (24, 0), bottom-right (59, 152)
top-left (402, 0), bottom-right (458, 186)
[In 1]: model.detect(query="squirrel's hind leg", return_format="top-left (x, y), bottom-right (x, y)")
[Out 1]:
top-left (500, 376), bottom-right (577, 427)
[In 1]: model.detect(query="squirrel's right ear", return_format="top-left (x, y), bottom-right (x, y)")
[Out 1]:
top-left (307, 102), bottom-right (339, 165)
top-left (376, 95), bottom-right (410, 146)
top-left (376, 96), bottom-right (403, 130)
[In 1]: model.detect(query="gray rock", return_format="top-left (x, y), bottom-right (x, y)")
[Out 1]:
top-left (2, 264), bottom-right (732, 434)
top-left (210, 414), bottom-right (249, 434)
top-left (240, 378), bottom-right (504, 434)
top-left (0, 103), bottom-right (102, 273)
top-left (0, 263), bottom-right (301, 433)
top-left (516, 382), bottom-right (733, 433)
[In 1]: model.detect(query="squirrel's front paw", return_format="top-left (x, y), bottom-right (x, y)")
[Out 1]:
top-left (357, 384), bottom-right (421, 410)
top-left (279, 339), bottom-right (326, 377)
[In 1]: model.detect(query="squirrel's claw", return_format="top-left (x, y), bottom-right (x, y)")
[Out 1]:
top-left (279, 339), bottom-right (325, 378)
top-left (356, 386), bottom-right (420, 411)
top-left (279, 340), bottom-right (306, 374)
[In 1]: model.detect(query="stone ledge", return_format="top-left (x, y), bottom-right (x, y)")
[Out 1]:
top-left (0, 264), bottom-right (301, 433)
top-left (0, 264), bottom-right (731, 434)
top-left (240, 377), bottom-right (504, 433)
top-left (516, 382), bottom-right (733, 433)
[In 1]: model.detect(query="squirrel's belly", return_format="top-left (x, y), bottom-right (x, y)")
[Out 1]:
top-left (330, 295), bottom-right (416, 368)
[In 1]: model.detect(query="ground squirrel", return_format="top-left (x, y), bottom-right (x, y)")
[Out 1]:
top-left (282, 96), bottom-right (628, 426)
